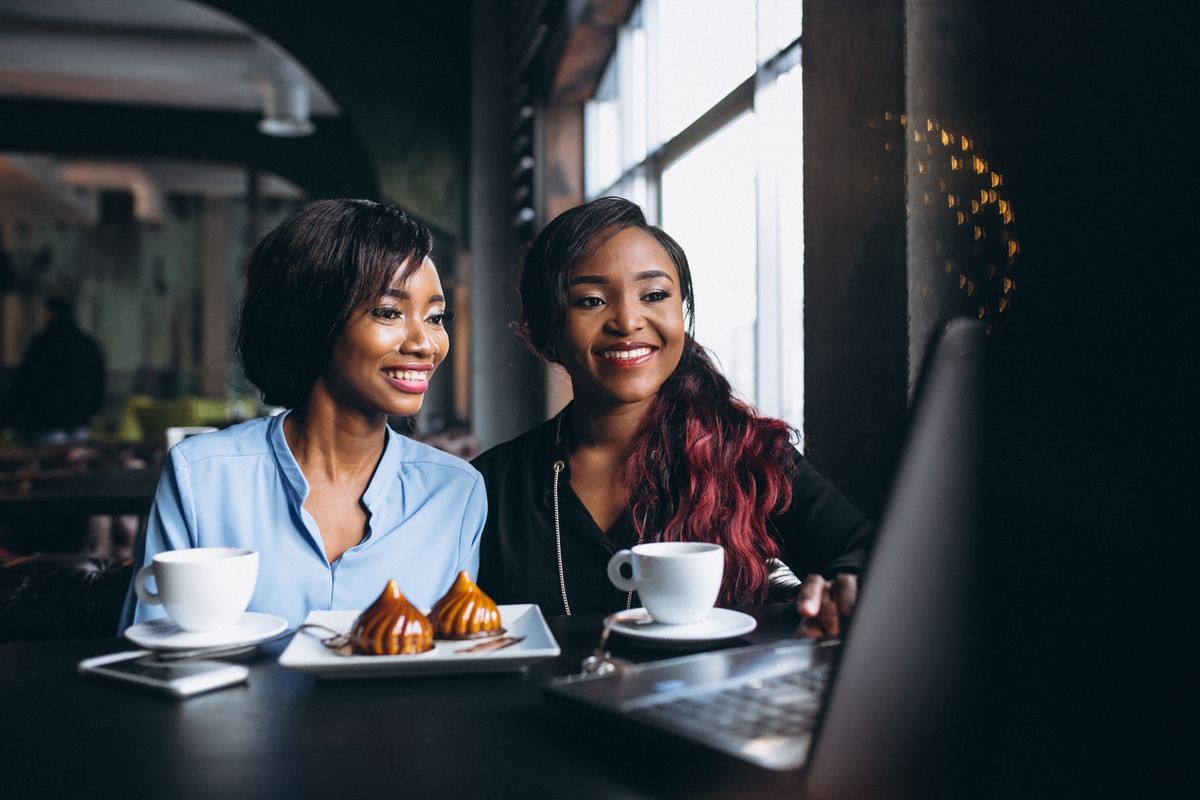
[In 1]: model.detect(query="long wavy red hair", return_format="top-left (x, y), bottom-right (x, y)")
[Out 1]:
top-left (626, 339), bottom-right (796, 604)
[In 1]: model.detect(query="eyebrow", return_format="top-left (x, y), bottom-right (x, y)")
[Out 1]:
top-left (569, 270), bottom-right (674, 286)
top-left (382, 288), bottom-right (445, 303)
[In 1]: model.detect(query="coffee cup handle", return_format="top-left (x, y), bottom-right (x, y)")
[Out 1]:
top-left (133, 565), bottom-right (163, 606)
top-left (607, 549), bottom-right (636, 592)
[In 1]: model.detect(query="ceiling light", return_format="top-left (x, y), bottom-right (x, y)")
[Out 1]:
top-left (257, 79), bottom-right (315, 137)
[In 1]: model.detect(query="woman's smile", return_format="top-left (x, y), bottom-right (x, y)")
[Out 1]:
top-left (382, 363), bottom-right (433, 393)
top-left (594, 342), bottom-right (659, 367)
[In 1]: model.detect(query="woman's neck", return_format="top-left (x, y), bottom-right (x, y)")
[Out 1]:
top-left (567, 395), bottom-right (653, 456)
top-left (283, 393), bottom-right (388, 485)
top-left (563, 395), bottom-right (654, 533)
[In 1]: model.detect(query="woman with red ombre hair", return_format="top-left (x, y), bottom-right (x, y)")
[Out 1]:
top-left (472, 197), bottom-right (870, 632)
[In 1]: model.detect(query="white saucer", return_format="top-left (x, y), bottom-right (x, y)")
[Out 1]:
top-left (607, 607), bottom-right (757, 646)
top-left (124, 612), bottom-right (288, 651)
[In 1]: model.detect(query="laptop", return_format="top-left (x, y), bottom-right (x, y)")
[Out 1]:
top-left (544, 318), bottom-right (989, 796)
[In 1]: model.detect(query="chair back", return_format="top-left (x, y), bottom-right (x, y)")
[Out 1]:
top-left (0, 555), bottom-right (131, 641)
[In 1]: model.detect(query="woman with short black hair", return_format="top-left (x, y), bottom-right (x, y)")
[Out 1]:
top-left (121, 199), bottom-right (484, 631)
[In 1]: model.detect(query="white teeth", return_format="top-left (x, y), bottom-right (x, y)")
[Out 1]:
top-left (384, 370), bottom-right (429, 381)
top-left (601, 347), bottom-right (652, 360)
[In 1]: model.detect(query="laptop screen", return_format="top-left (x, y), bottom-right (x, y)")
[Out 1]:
top-left (806, 317), bottom-right (989, 798)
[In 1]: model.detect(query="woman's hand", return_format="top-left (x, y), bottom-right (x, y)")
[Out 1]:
top-left (796, 573), bottom-right (858, 639)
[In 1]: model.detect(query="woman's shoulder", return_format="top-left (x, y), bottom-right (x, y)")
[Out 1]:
top-left (166, 415), bottom-right (275, 467)
top-left (391, 427), bottom-right (482, 482)
top-left (785, 445), bottom-right (846, 484)
top-left (469, 415), bottom-right (559, 476)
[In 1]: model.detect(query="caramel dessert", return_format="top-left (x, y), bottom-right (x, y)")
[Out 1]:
top-left (349, 580), bottom-right (434, 655)
top-left (428, 571), bottom-right (506, 640)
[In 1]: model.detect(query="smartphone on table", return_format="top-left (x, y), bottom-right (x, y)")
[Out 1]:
top-left (78, 651), bottom-right (249, 698)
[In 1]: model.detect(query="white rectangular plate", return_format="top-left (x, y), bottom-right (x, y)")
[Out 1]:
top-left (278, 604), bottom-right (560, 679)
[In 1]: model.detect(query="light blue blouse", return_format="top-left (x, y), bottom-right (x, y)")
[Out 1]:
top-left (118, 411), bottom-right (486, 631)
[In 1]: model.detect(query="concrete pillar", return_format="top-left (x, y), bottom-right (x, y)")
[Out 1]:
top-left (802, 0), bottom-right (908, 521)
top-left (469, 0), bottom-right (543, 450)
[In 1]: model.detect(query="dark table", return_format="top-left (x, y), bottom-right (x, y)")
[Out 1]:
top-left (0, 605), bottom-right (814, 799)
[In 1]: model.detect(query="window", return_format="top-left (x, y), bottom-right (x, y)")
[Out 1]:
top-left (661, 112), bottom-right (758, 399)
top-left (584, 0), bottom-right (805, 431)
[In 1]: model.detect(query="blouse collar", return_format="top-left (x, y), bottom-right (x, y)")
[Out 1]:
top-left (361, 425), bottom-right (402, 512)
top-left (268, 410), bottom-right (307, 502)
top-left (268, 409), bottom-right (401, 510)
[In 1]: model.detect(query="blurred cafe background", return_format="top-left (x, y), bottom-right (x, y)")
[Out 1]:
top-left (0, 0), bottom-right (1177, 572)
top-left (0, 0), bottom-right (1183, 792)
top-left (0, 0), bottom-right (1177, 557)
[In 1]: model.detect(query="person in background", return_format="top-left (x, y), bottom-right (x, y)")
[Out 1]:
top-left (472, 197), bottom-right (871, 634)
top-left (8, 296), bottom-right (105, 446)
top-left (120, 199), bottom-right (484, 631)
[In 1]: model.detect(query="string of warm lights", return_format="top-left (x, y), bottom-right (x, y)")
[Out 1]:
top-left (874, 112), bottom-right (1021, 332)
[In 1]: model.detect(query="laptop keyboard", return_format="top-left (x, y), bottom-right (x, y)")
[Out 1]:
top-left (628, 664), bottom-right (830, 763)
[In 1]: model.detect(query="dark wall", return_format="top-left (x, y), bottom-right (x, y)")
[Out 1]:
top-left (906, 2), bottom-right (1184, 795)
top-left (906, 0), bottom-right (1179, 527)
top-left (802, 0), bottom-right (908, 523)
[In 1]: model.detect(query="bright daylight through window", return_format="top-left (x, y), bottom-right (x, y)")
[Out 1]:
top-left (583, 0), bottom-right (805, 433)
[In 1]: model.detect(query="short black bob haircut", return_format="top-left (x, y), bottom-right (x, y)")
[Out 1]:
top-left (517, 196), bottom-right (695, 363)
top-left (237, 198), bottom-right (433, 409)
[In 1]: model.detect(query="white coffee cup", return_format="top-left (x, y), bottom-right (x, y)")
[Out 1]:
top-left (133, 547), bottom-right (259, 632)
top-left (607, 542), bottom-right (724, 624)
